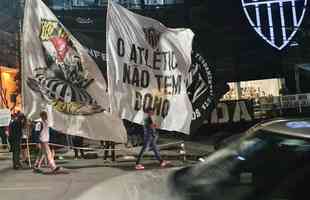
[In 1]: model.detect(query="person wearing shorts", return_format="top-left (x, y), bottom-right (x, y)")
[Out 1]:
top-left (33, 111), bottom-right (60, 172)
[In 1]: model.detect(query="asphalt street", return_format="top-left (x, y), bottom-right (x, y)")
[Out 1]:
top-left (0, 157), bottom-right (192, 200)
top-left (0, 133), bottom-right (218, 200)
top-left (0, 140), bottom-right (203, 200)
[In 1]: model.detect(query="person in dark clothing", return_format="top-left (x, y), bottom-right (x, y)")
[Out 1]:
top-left (125, 121), bottom-right (141, 147)
top-left (7, 114), bottom-right (15, 152)
top-left (103, 141), bottom-right (115, 162)
top-left (0, 126), bottom-right (7, 145)
top-left (135, 108), bottom-right (170, 170)
top-left (72, 136), bottom-right (84, 159)
top-left (9, 113), bottom-right (25, 169)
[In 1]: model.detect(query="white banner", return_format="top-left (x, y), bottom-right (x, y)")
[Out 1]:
top-left (107, 2), bottom-right (194, 134)
top-left (22, 0), bottom-right (127, 143)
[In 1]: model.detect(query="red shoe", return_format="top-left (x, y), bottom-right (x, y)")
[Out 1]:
top-left (135, 164), bottom-right (145, 170)
top-left (160, 160), bottom-right (171, 168)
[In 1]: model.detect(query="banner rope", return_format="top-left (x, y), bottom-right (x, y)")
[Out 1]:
top-left (0, 140), bottom-right (185, 152)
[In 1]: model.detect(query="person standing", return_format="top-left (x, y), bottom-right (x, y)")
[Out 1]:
top-left (103, 141), bottom-right (115, 162)
top-left (33, 111), bottom-right (60, 172)
top-left (7, 114), bottom-right (16, 152)
top-left (20, 115), bottom-right (29, 165)
top-left (9, 113), bottom-right (23, 169)
top-left (135, 108), bottom-right (170, 170)
top-left (49, 128), bottom-right (58, 161)
top-left (72, 136), bottom-right (85, 160)
top-left (0, 126), bottom-right (7, 146)
top-left (31, 119), bottom-right (45, 168)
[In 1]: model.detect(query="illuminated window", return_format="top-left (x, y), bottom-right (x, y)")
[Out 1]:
top-left (71, 0), bottom-right (107, 7)
top-left (144, 0), bottom-right (184, 5)
top-left (48, 0), bottom-right (66, 9)
top-left (48, 0), bottom-right (184, 9)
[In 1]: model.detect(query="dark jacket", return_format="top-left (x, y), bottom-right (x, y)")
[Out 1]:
top-left (9, 119), bottom-right (22, 142)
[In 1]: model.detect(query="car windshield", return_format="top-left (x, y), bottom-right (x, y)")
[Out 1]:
top-left (173, 130), bottom-right (310, 200)
top-left (236, 130), bottom-right (310, 160)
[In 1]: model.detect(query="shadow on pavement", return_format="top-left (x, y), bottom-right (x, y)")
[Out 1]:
top-left (61, 159), bottom-right (188, 172)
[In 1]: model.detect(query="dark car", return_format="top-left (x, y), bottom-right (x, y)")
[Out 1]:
top-left (173, 118), bottom-right (310, 200)
top-left (76, 118), bottom-right (310, 200)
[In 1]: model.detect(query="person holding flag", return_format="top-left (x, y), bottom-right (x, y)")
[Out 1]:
top-left (135, 108), bottom-right (170, 170)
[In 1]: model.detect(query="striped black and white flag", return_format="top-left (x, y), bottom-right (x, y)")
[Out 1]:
top-left (22, 0), bottom-right (127, 142)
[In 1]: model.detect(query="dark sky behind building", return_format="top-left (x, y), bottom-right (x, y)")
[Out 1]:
top-left (1, 0), bottom-right (310, 91)
top-left (0, 1), bottom-right (19, 68)
top-left (48, 1), bottom-right (310, 86)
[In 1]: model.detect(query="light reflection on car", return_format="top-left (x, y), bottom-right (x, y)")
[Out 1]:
top-left (172, 118), bottom-right (310, 200)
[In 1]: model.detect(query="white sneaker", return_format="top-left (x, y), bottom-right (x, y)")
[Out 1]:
top-left (135, 164), bottom-right (145, 170)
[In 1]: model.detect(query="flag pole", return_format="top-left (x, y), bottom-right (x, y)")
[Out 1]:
top-left (106, 0), bottom-right (113, 113)
top-left (19, 0), bottom-right (25, 114)
top-left (20, 0), bottom-right (31, 167)
top-left (26, 122), bottom-right (32, 168)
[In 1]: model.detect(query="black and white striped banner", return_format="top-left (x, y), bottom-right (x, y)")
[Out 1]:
top-left (241, 0), bottom-right (307, 50)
